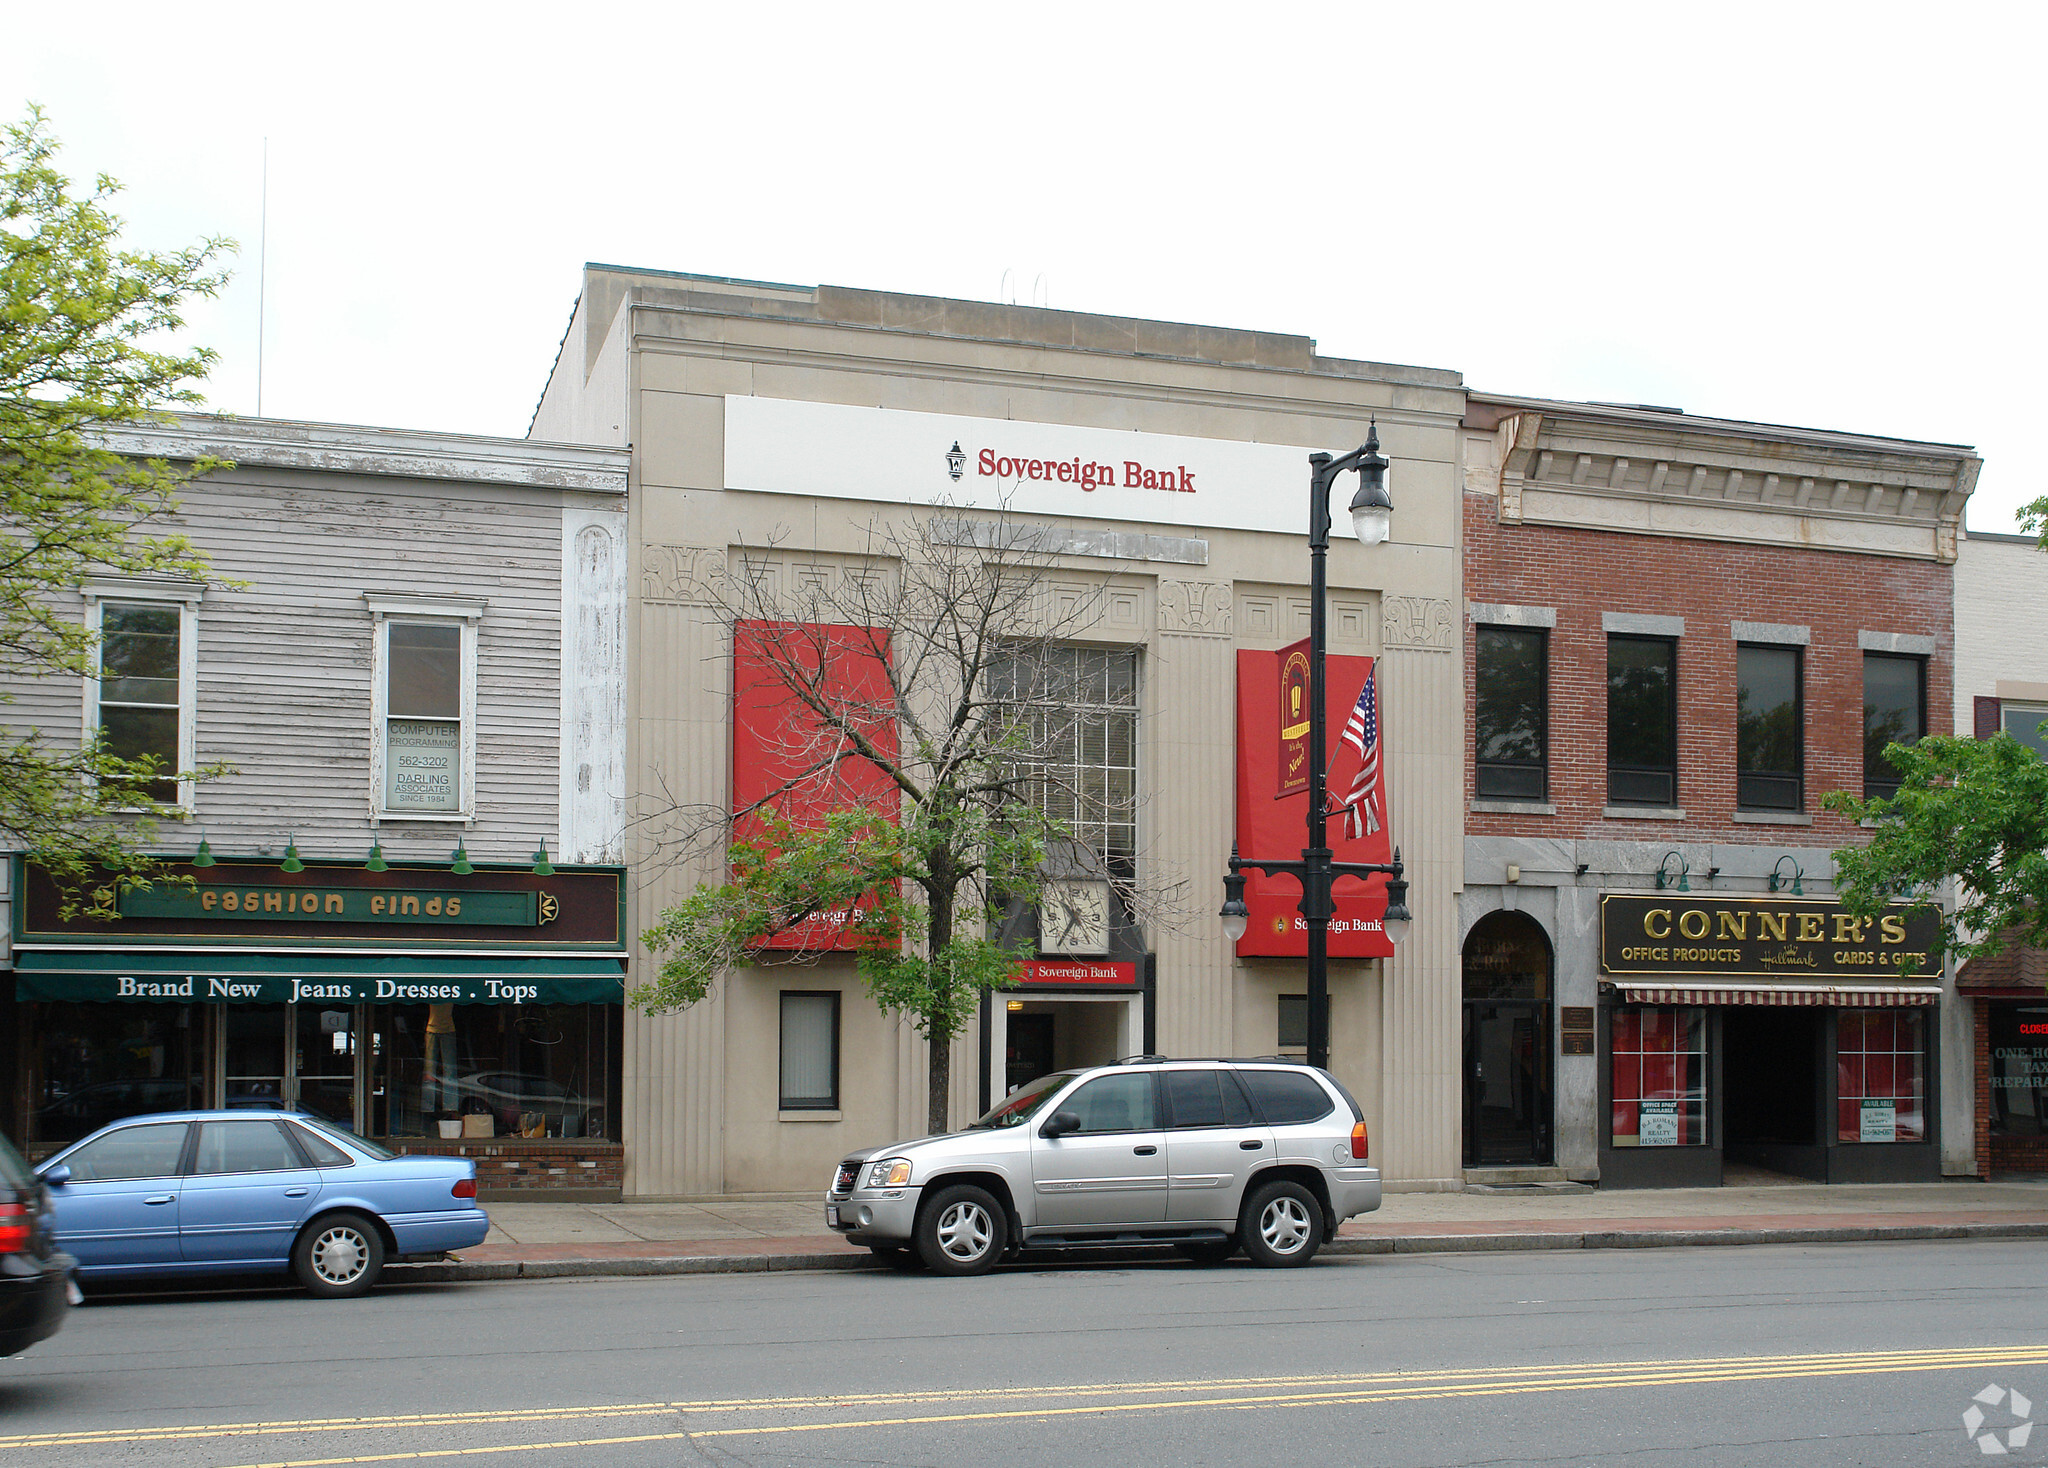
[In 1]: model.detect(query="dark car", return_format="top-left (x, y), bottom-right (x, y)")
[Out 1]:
top-left (0, 1130), bottom-right (76, 1357)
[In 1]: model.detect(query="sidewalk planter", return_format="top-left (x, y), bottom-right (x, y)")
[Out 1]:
top-left (389, 1138), bottom-right (623, 1201)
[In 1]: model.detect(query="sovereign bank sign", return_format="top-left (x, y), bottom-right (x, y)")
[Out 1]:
top-left (724, 396), bottom-right (1325, 536)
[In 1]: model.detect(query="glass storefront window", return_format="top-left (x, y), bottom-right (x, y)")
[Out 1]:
top-left (1986, 1004), bottom-right (2048, 1138)
top-left (22, 1002), bottom-right (206, 1151)
top-left (1610, 1006), bottom-right (1708, 1146)
top-left (1836, 1010), bottom-right (1925, 1143)
top-left (370, 1004), bottom-right (613, 1140)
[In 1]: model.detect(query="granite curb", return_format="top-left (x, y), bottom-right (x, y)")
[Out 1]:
top-left (389, 1218), bottom-right (2048, 1283)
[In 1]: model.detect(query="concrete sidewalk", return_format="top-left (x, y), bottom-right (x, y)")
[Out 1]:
top-left (399, 1177), bottom-right (2048, 1282)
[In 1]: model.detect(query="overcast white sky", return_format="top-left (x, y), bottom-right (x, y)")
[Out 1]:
top-left (6, 3), bottom-right (2040, 532)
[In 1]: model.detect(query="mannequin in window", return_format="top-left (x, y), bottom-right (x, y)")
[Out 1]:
top-left (425, 1003), bottom-right (457, 1115)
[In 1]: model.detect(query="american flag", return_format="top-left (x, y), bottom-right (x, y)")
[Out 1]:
top-left (1337, 667), bottom-right (1381, 840)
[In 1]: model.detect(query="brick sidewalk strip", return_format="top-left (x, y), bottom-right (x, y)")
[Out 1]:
top-left (388, 1210), bottom-right (2048, 1282)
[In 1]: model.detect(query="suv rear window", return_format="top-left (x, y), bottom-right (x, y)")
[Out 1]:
top-left (1239, 1069), bottom-right (1335, 1125)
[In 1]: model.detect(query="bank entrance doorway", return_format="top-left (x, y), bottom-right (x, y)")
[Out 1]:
top-left (989, 991), bottom-right (1141, 1104)
top-left (1462, 911), bottom-right (1554, 1167)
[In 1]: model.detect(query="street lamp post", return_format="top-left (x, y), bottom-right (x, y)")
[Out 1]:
top-left (1220, 423), bottom-right (1413, 1070)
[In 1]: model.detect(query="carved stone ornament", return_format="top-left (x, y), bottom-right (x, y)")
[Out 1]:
top-left (1381, 595), bottom-right (1456, 652)
top-left (642, 544), bottom-right (727, 605)
top-left (1158, 579), bottom-right (1233, 635)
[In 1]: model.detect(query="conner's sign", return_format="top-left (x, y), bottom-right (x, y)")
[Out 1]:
top-left (1600, 896), bottom-right (1941, 980)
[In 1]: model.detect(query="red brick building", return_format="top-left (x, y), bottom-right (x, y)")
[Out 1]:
top-left (1456, 395), bottom-right (1980, 1186)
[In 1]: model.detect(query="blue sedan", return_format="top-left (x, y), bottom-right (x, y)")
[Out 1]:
top-left (35, 1111), bottom-right (490, 1298)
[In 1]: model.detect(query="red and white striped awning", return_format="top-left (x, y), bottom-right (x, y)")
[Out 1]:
top-left (1605, 981), bottom-right (1940, 1008)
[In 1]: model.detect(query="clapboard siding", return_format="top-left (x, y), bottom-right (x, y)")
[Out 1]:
top-left (3, 424), bottom-right (630, 868)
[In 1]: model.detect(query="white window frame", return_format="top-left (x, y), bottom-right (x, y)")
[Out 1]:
top-left (366, 593), bottom-right (483, 824)
top-left (81, 578), bottom-right (203, 812)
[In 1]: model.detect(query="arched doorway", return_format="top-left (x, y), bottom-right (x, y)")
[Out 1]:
top-left (1462, 911), bottom-right (1554, 1167)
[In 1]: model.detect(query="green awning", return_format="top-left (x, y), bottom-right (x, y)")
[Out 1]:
top-left (12, 949), bottom-right (626, 1005)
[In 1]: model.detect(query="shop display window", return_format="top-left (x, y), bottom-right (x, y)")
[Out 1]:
top-left (21, 1002), bottom-right (206, 1151)
top-left (369, 1003), bottom-right (615, 1140)
top-left (1988, 1003), bottom-right (2048, 1137)
top-left (1610, 1006), bottom-right (1708, 1146)
top-left (1835, 1010), bottom-right (1925, 1143)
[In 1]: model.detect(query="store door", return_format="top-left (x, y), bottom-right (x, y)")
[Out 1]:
top-left (1461, 912), bottom-right (1554, 1168)
top-left (293, 1005), bottom-right (358, 1129)
top-left (1006, 1013), bottom-right (1055, 1094)
top-left (221, 1004), bottom-right (363, 1129)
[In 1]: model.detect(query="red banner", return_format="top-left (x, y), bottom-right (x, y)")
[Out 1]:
top-left (1233, 643), bottom-right (1394, 958)
top-left (733, 621), bottom-right (899, 951)
top-left (1013, 959), bottom-right (1139, 987)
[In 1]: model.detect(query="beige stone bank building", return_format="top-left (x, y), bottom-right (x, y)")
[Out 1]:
top-left (532, 268), bottom-right (1470, 1198)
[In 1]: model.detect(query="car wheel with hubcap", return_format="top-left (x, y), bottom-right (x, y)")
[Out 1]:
top-left (916, 1184), bottom-right (1006, 1276)
top-left (293, 1210), bottom-right (386, 1298)
top-left (1239, 1181), bottom-right (1323, 1268)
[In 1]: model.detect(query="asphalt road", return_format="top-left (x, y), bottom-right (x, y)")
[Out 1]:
top-left (3, 1240), bottom-right (2044, 1467)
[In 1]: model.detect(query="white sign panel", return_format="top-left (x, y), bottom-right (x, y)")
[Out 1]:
top-left (1637, 1099), bottom-right (1680, 1147)
top-left (724, 396), bottom-right (1340, 535)
top-left (1859, 1098), bottom-right (1897, 1143)
top-left (385, 719), bottom-right (460, 812)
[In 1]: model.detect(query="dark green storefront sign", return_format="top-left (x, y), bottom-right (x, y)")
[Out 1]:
top-left (119, 884), bottom-right (544, 927)
top-left (12, 952), bottom-right (626, 1006)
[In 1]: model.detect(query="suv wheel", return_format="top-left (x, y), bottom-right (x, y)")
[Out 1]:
top-left (1240, 1181), bottom-right (1323, 1268)
top-left (916, 1184), bottom-right (1006, 1276)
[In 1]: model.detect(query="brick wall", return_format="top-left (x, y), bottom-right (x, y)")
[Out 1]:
top-left (1465, 491), bottom-right (1956, 845)
top-left (388, 1138), bottom-right (623, 1195)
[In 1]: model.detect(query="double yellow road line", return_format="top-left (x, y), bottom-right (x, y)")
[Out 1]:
top-left (8, 1343), bottom-right (2044, 1466)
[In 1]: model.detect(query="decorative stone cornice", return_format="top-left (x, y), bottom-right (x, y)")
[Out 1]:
top-left (1465, 395), bottom-right (1979, 563)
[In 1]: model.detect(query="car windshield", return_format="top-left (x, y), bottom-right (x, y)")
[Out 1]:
top-left (969, 1071), bottom-right (1075, 1129)
top-left (0, 1130), bottom-right (32, 1191)
top-left (296, 1116), bottom-right (395, 1160)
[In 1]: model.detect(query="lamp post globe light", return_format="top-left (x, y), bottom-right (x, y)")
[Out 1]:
top-left (1220, 422), bottom-right (1413, 1071)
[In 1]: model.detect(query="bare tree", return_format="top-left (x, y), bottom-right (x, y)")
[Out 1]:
top-left (634, 508), bottom-right (1146, 1134)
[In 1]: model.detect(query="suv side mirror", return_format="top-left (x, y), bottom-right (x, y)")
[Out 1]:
top-left (1040, 1110), bottom-right (1081, 1139)
top-left (40, 1165), bottom-right (70, 1187)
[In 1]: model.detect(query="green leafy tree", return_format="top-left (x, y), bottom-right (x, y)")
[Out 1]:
top-left (2, 106), bottom-right (233, 914)
top-left (1823, 731), bottom-right (2048, 964)
top-left (634, 514), bottom-right (1136, 1135)
top-left (2020, 493), bottom-right (2047, 548)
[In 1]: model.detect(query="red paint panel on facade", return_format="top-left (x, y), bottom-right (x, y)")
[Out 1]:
top-left (732, 620), bottom-right (900, 951)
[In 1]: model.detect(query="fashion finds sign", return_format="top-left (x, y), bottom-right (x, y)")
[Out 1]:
top-left (1600, 895), bottom-right (1941, 981)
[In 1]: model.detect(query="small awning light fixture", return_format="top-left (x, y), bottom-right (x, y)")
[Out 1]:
top-left (191, 835), bottom-right (216, 868)
top-left (450, 842), bottom-right (475, 876)
top-left (1655, 851), bottom-right (1691, 892)
top-left (280, 839), bottom-right (305, 874)
top-left (364, 842), bottom-right (388, 873)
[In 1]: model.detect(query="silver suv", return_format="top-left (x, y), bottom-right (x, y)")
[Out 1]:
top-left (825, 1058), bottom-right (1380, 1275)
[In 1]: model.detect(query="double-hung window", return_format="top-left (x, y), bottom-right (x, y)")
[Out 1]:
top-left (779, 991), bottom-right (840, 1111)
top-left (1475, 625), bottom-right (1547, 800)
top-left (1736, 643), bottom-right (1802, 810)
top-left (84, 583), bottom-right (201, 808)
top-left (1607, 635), bottom-right (1677, 806)
top-left (368, 595), bottom-right (482, 819)
top-left (1862, 653), bottom-right (1925, 800)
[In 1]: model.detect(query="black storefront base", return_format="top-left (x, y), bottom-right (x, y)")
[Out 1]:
top-left (1596, 997), bottom-right (1943, 1188)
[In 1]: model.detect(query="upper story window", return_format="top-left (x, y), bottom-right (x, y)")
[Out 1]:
top-left (2001, 702), bottom-right (2048, 760)
top-left (367, 595), bottom-right (482, 820)
top-left (1474, 625), bottom-right (1547, 801)
top-left (1607, 635), bottom-right (1677, 807)
top-left (1736, 643), bottom-right (1803, 811)
top-left (1863, 653), bottom-right (1925, 800)
top-left (991, 644), bottom-right (1139, 881)
top-left (83, 583), bottom-right (201, 809)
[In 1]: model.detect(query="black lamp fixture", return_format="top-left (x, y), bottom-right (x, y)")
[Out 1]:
top-left (945, 441), bottom-right (966, 481)
top-left (1217, 424), bottom-right (1406, 1071)
top-left (1655, 851), bottom-right (1691, 892)
top-left (364, 842), bottom-right (388, 873)
top-left (530, 840), bottom-right (555, 876)
top-left (191, 834), bottom-right (216, 868)
top-left (280, 838), bottom-right (305, 874)
top-left (449, 842), bottom-right (474, 876)
top-left (1769, 855), bottom-right (1805, 895)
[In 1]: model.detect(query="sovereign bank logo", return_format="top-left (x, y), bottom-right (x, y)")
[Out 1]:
top-left (1963, 1383), bottom-right (2034, 1454)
